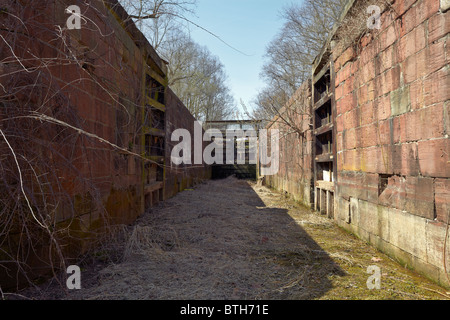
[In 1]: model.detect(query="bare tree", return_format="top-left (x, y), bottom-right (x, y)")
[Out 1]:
top-left (120, 0), bottom-right (235, 121)
top-left (163, 35), bottom-right (235, 122)
top-left (0, 0), bottom-right (167, 291)
top-left (253, 0), bottom-right (346, 122)
top-left (242, 82), bottom-right (312, 138)
top-left (121, 0), bottom-right (197, 20)
top-left (120, 0), bottom-right (196, 50)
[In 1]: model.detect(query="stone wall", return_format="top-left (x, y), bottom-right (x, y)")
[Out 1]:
top-left (165, 88), bottom-right (212, 199)
top-left (0, 0), bottom-right (209, 288)
top-left (264, 82), bottom-right (314, 207)
top-left (264, 0), bottom-right (449, 287)
top-left (332, 0), bottom-right (449, 287)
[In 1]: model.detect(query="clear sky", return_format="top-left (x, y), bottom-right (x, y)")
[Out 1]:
top-left (186, 0), bottom-right (300, 116)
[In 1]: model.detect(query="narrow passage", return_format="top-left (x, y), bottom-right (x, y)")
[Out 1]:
top-left (30, 177), bottom-right (449, 300)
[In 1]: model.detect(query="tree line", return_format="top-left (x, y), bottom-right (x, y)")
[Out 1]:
top-left (121, 0), bottom-right (236, 122)
top-left (250, 0), bottom-right (347, 124)
top-left (121, 0), bottom-right (348, 124)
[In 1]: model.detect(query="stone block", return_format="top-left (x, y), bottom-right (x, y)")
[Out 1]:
top-left (392, 143), bottom-right (420, 176)
top-left (337, 131), bottom-right (344, 152)
top-left (343, 75), bottom-right (355, 96)
top-left (435, 178), bottom-right (450, 223)
top-left (375, 94), bottom-right (391, 121)
top-left (376, 120), bottom-right (391, 146)
top-left (425, 220), bottom-right (450, 271)
top-left (365, 173), bottom-right (380, 203)
top-left (336, 196), bottom-right (351, 224)
top-left (423, 67), bottom-right (450, 107)
top-left (376, 66), bottom-right (401, 97)
top-left (376, 45), bottom-right (395, 75)
top-left (405, 104), bottom-right (445, 142)
top-left (405, 176), bottom-right (435, 219)
top-left (428, 9), bottom-right (450, 44)
top-left (350, 197), bottom-right (359, 225)
top-left (335, 83), bottom-right (345, 101)
top-left (339, 62), bottom-right (353, 83)
top-left (343, 108), bottom-right (360, 131)
top-left (393, 0), bottom-right (419, 17)
top-left (392, 113), bottom-right (406, 143)
top-left (390, 86), bottom-right (411, 116)
top-left (403, 41), bottom-right (446, 83)
top-left (379, 174), bottom-right (406, 210)
top-left (389, 207), bottom-right (428, 259)
top-left (360, 124), bottom-right (377, 148)
top-left (417, 0), bottom-right (441, 22)
top-left (361, 101), bottom-right (375, 126)
top-left (380, 22), bottom-right (397, 50)
top-left (409, 78), bottom-right (425, 110)
top-left (343, 149), bottom-right (361, 171)
top-left (401, 42), bottom-right (447, 84)
top-left (398, 23), bottom-right (427, 62)
top-left (360, 60), bottom-right (376, 85)
top-left (418, 138), bottom-right (450, 177)
top-left (337, 92), bottom-right (356, 114)
top-left (335, 46), bottom-right (356, 71)
top-left (400, 5), bottom-right (419, 36)
top-left (358, 199), bottom-right (379, 235)
top-left (446, 101), bottom-right (450, 135)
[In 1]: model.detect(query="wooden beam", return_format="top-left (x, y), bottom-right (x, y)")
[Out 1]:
top-left (144, 181), bottom-right (163, 194)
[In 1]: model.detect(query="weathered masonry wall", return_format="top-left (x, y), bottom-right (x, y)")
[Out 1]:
top-left (263, 0), bottom-right (449, 287)
top-left (264, 82), bottom-right (315, 208)
top-left (0, 0), bottom-right (209, 288)
top-left (165, 88), bottom-right (212, 199)
top-left (332, 0), bottom-right (449, 287)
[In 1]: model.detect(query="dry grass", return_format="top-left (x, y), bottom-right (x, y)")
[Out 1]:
top-left (16, 176), bottom-right (449, 300)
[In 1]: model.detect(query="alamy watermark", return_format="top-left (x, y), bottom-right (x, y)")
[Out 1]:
top-left (366, 265), bottom-right (381, 290)
top-left (170, 121), bottom-right (280, 176)
top-left (367, 5), bottom-right (382, 30)
top-left (66, 5), bottom-right (81, 30)
top-left (66, 265), bottom-right (81, 290)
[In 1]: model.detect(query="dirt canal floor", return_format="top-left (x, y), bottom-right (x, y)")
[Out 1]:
top-left (20, 177), bottom-right (450, 300)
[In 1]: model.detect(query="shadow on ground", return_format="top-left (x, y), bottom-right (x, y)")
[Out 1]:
top-left (15, 177), bottom-right (347, 300)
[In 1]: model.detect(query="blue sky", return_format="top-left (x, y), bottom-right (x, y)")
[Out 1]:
top-left (186, 0), bottom-right (300, 115)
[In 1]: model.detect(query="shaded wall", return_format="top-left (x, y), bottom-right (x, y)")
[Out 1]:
top-left (0, 0), bottom-right (150, 288)
top-left (0, 0), bottom-right (209, 289)
top-left (165, 88), bottom-right (212, 199)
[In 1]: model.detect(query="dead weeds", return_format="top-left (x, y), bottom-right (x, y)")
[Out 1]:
top-left (15, 176), bottom-right (449, 300)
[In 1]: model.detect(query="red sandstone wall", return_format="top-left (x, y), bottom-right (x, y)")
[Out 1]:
top-left (333, 0), bottom-right (449, 286)
top-left (264, 82), bottom-right (314, 207)
top-left (0, 0), bottom-right (154, 287)
top-left (263, 0), bottom-right (449, 287)
top-left (0, 0), bottom-right (145, 287)
top-left (165, 88), bottom-right (212, 199)
top-left (0, 0), bottom-right (209, 288)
